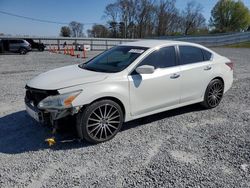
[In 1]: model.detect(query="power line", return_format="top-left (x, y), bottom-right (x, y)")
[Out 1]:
top-left (0, 10), bottom-right (96, 25)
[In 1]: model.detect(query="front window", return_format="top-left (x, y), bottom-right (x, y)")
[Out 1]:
top-left (79, 46), bottom-right (148, 73)
top-left (139, 46), bottom-right (176, 69)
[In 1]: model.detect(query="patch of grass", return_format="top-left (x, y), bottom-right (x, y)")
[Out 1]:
top-left (223, 41), bottom-right (250, 48)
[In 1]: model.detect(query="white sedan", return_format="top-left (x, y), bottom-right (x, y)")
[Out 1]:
top-left (25, 40), bottom-right (233, 143)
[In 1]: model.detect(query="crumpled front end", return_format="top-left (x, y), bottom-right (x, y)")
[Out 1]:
top-left (25, 86), bottom-right (81, 125)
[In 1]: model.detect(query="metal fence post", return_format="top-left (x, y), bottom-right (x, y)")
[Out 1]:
top-left (105, 40), bottom-right (108, 50)
top-left (90, 39), bottom-right (93, 51)
top-left (74, 39), bottom-right (77, 50)
top-left (57, 39), bottom-right (60, 50)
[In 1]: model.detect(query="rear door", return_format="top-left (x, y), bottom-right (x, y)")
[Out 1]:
top-left (178, 45), bottom-right (214, 103)
top-left (9, 40), bottom-right (19, 52)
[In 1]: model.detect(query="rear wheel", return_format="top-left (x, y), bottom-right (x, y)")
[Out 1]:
top-left (76, 100), bottom-right (124, 143)
top-left (19, 47), bottom-right (27, 55)
top-left (202, 79), bottom-right (224, 109)
top-left (38, 46), bottom-right (44, 51)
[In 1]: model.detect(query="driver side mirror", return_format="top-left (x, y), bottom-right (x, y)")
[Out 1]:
top-left (135, 65), bottom-right (155, 74)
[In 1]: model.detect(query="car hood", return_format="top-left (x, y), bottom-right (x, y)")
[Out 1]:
top-left (27, 65), bottom-right (108, 90)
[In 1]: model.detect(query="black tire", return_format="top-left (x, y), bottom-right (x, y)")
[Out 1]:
top-left (19, 47), bottom-right (27, 55)
top-left (201, 79), bottom-right (224, 109)
top-left (76, 100), bottom-right (124, 143)
top-left (38, 47), bottom-right (44, 51)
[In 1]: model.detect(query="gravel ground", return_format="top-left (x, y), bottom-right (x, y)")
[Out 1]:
top-left (0, 48), bottom-right (249, 187)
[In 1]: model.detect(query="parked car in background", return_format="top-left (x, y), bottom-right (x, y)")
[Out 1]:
top-left (25, 40), bottom-right (233, 143)
top-left (71, 42), bottom-right (83, 51)
top-left (25, 39), bottom-right (45, 51)
top-left (0, 39), bottom-right (32, 54)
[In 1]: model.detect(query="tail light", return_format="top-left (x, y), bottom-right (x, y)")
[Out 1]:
top-left (226, 62), bottom-right (233, 70)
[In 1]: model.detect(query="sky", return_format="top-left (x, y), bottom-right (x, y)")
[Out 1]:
top-left (0, 0), bottom-right (250, 36)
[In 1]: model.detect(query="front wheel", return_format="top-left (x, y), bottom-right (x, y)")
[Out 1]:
top-left (76, 100), bottom-right (124, 143)
top-left (201, 79), bottom-right (224, 109)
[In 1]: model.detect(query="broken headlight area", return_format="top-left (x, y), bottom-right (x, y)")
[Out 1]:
top-left (25, 86), bottom-right (82, 124)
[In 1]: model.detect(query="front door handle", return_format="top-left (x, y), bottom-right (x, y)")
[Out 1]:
top-left (170, 73), bottom-right (180, 79)
top-left (204, 66), bottom-right (212, 71)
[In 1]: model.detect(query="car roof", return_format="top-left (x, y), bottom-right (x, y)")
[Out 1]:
top-left (120, 40), bottom-right (203, 49)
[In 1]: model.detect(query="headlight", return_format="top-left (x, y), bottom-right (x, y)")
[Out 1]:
top-left (38, 90), bottom-right (82, 110)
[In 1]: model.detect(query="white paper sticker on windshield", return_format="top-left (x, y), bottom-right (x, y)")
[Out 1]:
top-left (128, 49), bottom-right (145, 54)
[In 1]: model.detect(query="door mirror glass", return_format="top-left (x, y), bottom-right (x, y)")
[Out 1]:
top-left (135, 65), bottom-right (155, 74)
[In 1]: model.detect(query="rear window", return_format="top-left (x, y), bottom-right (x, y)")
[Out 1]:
top-left (202, 49), bottom-right (212, 61)
top-left (23, 40), bottom-right (30, 45)
top-left (179, 46), bottom-right (204, 65)
top-left (9, 40), bottom-right (23, 44)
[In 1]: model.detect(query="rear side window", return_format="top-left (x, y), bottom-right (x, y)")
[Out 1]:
top-left (202, 49), bottom-right (212, 61)
top-left (9, 40), bottom-right (17, 44)
top-left (9, 40), bottom-right (23, 44)
top-left (17, 40), bottom-right (24, 43)
top-left (179, 46), bottom-right (204, 65)
top-left (139, 46), bottom-right (176, 69)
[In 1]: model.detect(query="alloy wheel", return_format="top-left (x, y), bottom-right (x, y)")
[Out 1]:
top-left (207, 81), bottom-right (223, 107)
top-left (86, 104), bottom-right (121, 141)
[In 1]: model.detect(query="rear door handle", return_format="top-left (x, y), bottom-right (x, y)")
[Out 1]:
top-left (204, 66), bottom-right (212, 71)
top-left (170, 73), bottom-right (180, 79)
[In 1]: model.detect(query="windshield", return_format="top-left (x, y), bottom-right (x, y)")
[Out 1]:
top-left (79, 46), bottom-right (148, 73)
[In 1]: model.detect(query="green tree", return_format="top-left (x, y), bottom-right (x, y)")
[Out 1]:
top-left (60, 26), bottom-right (71, 37)
top-left (210, 0), bottom-right (250, 32)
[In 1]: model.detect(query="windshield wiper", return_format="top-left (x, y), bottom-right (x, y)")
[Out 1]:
top-left (79, 64), bottom-right (101, 72)
top-left (79, 64), bottom-right (118, 73)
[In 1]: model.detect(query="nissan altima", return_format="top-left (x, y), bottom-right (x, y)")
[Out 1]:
top-left (25, 40), bottom-right (233, 143)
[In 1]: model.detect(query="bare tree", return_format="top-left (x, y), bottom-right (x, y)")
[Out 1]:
top-left (103, 0), bottom-right (207, 38)
top-left (117, 0), bottom-right (137, 38)
top-left (105, 0), bottom-right (136, 38)
top-left (156, 0), bottom-right (179, 36)
top-left (104, 3), bottom-right (119, 22)
top-left (108, 21), bottom-right (118, 37)
top-left (69, 21), bottom-right (84, 37)
top-left (182, 1), bottom-right (206, 35)
top-left (88, 24), bottom-right (109, 38)
top-left (134, 0), bottom-right (155, 38)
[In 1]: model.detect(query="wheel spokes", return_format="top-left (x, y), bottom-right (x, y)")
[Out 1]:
top-left (89, 124), bottom-right (101, 134)
top-left (207, 82), bottom-right (223, 106)
top-left (88, 118), bottom-right (100, 122)
top-left (93, 111), bottom-right (101, 120)
top-left (108, 109), bottom-right (118, 119)
top-left (107, 123), bottom-right (118, 130)
top-left (87, 122), bottom-right (100, 128)
top-left (99, 107), bottom-right (104, 118)
top-left (87, 104), bottom-right (121, 141)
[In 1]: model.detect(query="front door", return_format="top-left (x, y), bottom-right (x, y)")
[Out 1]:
top-left (128, 46), bottom-right (181, 116)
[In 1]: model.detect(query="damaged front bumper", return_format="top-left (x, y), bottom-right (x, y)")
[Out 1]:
top-left (25, 97), bottom-right (81, 124)
top-left (24, 86), bottom-right (82, 125)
